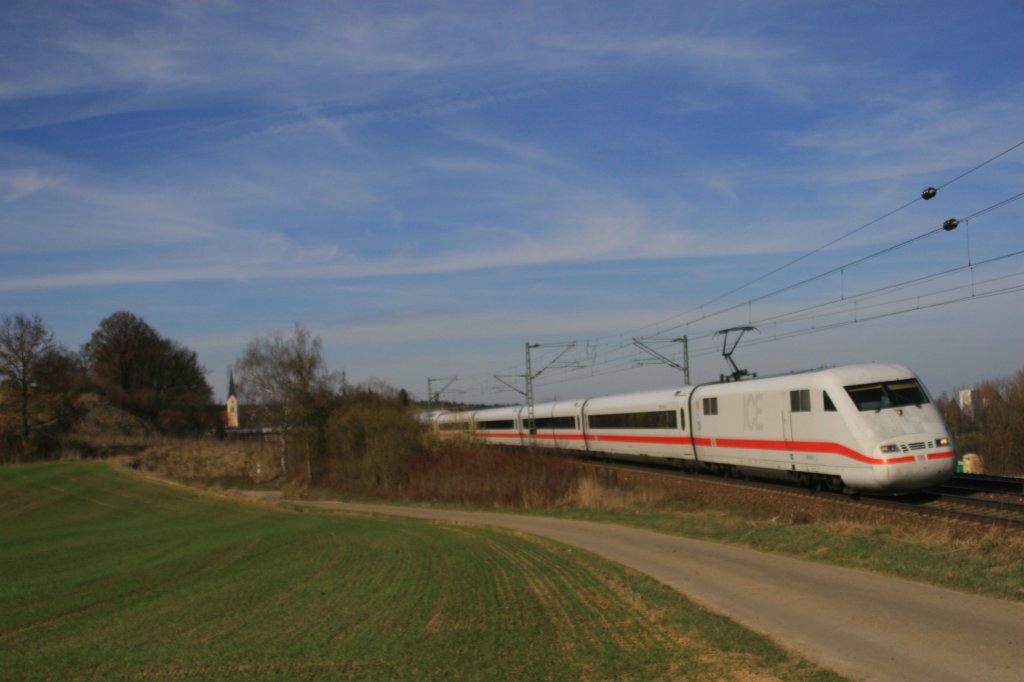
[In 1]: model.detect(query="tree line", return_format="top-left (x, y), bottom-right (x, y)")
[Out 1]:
top-left (1, 312), bottom-right (426, 487)
top-left (936, 368), bottom-right (1024, 477)
top-left (0, 311), bottom-right (214, 462)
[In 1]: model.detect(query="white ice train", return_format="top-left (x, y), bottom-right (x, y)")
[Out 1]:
top-left (432, 363), bottom-right (956, 493)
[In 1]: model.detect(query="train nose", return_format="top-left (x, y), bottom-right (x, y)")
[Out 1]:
top-left (879, 447), bottom-right (956, 491)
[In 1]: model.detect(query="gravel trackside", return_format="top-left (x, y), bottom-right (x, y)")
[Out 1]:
top-left (293, 500), bottom-right (1024, 682)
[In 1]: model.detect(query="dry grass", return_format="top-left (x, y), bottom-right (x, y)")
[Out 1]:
top-left (568, 470), bottom-right (675, 509)
top-left (69, 393), bottom-right (154, 438)
top-left (54, 392), bottom-right (283, 485)
top-left (401, 445), bottom-right (582, 507)
top-left (132, 438), bottom-right (281, 484)
top-left (888, 519), bottom-right (1024, 558)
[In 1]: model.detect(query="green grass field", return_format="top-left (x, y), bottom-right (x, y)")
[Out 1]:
top-left (0, 462), bottom-right (842, 681)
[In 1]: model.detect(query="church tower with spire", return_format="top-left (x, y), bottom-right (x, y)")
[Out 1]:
top-left (226, 370), bottom-right (239, 429)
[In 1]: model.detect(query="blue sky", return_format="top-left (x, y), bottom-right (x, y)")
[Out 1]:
top-left (2, 1), bottom-right (1023, 405)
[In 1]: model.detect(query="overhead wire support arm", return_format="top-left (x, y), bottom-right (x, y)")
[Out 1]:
top-left (427, 376), bottom-right (458, 410)
top-left (632, 336), bottom-right (691, 384)
top-left (492, 374), bottom-right (527, 397)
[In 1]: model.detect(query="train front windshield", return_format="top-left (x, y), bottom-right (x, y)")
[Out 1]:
top-left (844, 379), bottom-right (929, 411)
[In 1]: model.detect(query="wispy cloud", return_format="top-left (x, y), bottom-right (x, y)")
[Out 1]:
top-left (0, 167), bottom-right (60, 200)
top-left (1, 2), bottom-right (834, 128)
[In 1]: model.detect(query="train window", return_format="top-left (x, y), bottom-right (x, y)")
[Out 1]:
top-left (477, 419), bottom-right (515, 430)
top-left (886, 380), bottom-right (930, 407)
top-left (790, 389), bottom-right (811, 412)
top-left (588, 410), bottom-right (677, 429)
top-left (534, 415), bottom-right (576, 430)
top-left (702, 397), bottom-right (718, 415)
top-left (680, 408), bottom-right (686, 431)
top-left (845, 379), bottom-right (929, 412)
top-left (439, 421), bottom-right (471, 432)
top-left (823, 392), bottom-right (837, 412)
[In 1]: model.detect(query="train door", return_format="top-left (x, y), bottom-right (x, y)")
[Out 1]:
top-left (579, 398), bottom-right (592, 456)
top-left (782, 393), bottom-right (793, 444)
top-left (786, 389), bottom-right (811, 445)
top-left (780, 393), bottom-right (797, 477)
top-left (515, 406), bottom-right (526, 446)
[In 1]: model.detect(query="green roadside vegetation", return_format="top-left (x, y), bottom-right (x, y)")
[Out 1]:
top-left (528, 505), bottom-right (1024, 602)
top-left (294, 491), bottom-right (1024, 604)
top-left (135, 433), bottom-right (1024, 604)
top-left (303, 439), bottom-right (1024, 604)
top-left (0, 461), bottom-right (844, 681)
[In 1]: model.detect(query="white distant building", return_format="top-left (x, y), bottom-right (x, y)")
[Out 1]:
top-left (958, 388), bottom-right (974, 417)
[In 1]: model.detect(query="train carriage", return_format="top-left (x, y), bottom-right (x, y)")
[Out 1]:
top-left (580, 389), bottom-right (693, 463)
top-left (470, 405), bottom-right (523, 446)
top-left (528, 400), bottom-right (585, 451)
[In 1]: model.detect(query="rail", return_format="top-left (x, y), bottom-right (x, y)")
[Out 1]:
top-left (864, 492), bottom-right (1024, 529)
top-left (585, 458), bottom-right (1024, 529)
top-left (936, 473), bottom-right (1024, 495)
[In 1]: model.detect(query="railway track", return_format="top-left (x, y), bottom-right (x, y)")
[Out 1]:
top-left (935, 473), bottom-right (1024, 495)
top-left (586, 458), bottom-right (1024, 529)
top-left (866, 491), bottom-right (1024, 528)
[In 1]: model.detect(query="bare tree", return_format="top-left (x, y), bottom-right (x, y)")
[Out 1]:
top-left (0, 314), bottom-right (55, 459)
top-left (234, 324), bottom-right (341, 481)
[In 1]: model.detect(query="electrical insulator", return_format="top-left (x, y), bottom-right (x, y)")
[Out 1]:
top-left (921, 187), bottom-right (937, 200)
top-left (943, 218), bottom-right (960, 231)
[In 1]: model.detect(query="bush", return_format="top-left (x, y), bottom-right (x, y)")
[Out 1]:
top-left (404, 445), bottom-right (583, 507)
top-left (321, 392), bottom-right (426, 494)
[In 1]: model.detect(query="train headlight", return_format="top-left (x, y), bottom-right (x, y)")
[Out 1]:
top-left (880, 444), bottom-right (901, 454)
top-left (936, 437), bottom-right (950, 447)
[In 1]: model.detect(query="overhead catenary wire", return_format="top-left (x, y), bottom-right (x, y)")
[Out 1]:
top-left (615, 190), bottom-right (1006, 337)
top-left (490, 251), bottom-right (1024, 399)
top-left (545, 205), bottom-right (1021, 393)
top-left (746, 249), bottom-right (1024, 330)
top-left (748, 261), bottom-right (1024, 335)
top-left (959, 190), bottom-right (1024, 222)
top-left (932, 138), bottom-right (1024, 192)
top-left (648, 187), bottom-right (1024, 339)
top-left (599, 136), bottom-right (1024, 344)
top-left (525, 264), bottom-right (1024, 396)
top-left (738, 280), bottom-right (1024, 348)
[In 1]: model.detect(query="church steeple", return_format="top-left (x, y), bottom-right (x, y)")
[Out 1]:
top-left (226, 369), bottom-right (239, 429)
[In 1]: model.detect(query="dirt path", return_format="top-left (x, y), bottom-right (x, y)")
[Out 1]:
top-left (290, 499), bottom-right (1024, 682)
